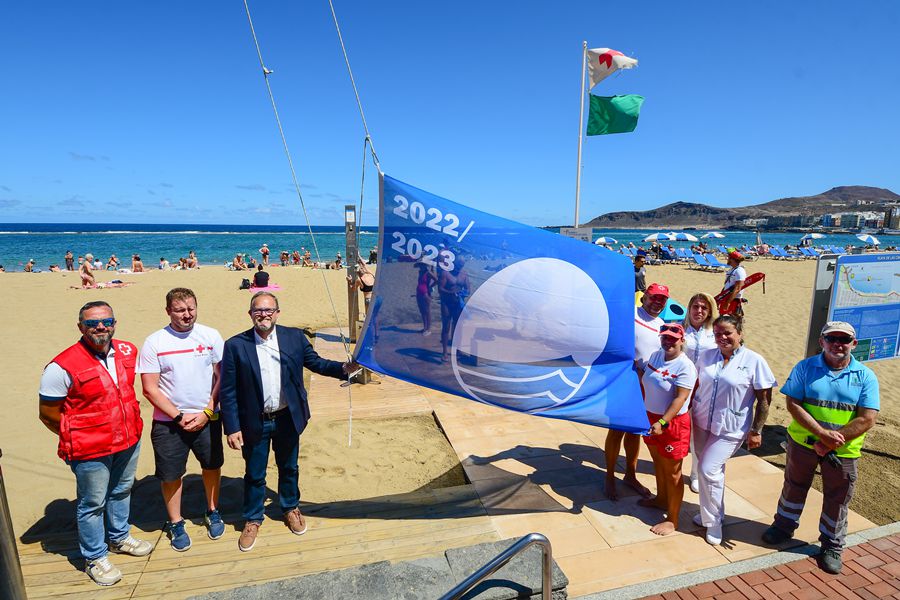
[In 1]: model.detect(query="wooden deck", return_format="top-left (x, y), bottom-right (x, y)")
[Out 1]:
top-left (18, 328), bottom-right (876, 598)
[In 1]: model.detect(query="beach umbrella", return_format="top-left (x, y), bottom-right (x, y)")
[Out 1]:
top-left (800, 233), bottom-right (825, 242)
top-left (643, 232), bottom-right (675, 242)
top-left (856, 233), bottom-right (880, 246)
top-left (669, 232), bottom-right (699, 242)
top-left (701, 232), bottom-right (725, 239)
top-left (594, 236), bottom-right (618, 245)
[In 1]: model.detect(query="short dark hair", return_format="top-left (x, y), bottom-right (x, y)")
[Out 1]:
top-left (258, 264), bottom-right (264, 271)
top-left (79, 301), bottom-right (113, 321)
top-left (166, 288), bottom-right (197, 309)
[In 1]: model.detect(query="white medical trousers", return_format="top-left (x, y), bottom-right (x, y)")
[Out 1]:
top-left (693, 426), bottom-right (744, 527)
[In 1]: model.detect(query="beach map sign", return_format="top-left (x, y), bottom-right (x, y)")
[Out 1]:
top-left (827, 252), bottom-right (900, 362)
top-left (353, 174), bottom-right (650, 433)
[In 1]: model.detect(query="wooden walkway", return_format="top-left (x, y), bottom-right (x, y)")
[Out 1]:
top-left (17, 328), bottom-right (877, 598)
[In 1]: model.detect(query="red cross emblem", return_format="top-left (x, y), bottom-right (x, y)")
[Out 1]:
top-left (659, 369), bottom-right (671, 378)
top-left (195, 344), bottom-right (206, 353)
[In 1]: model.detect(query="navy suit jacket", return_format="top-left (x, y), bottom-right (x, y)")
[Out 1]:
top-left (219, 325), bottom-right (345, 445)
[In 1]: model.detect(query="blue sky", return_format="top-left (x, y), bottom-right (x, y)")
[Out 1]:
top-left (1, 1), bottom-right (898, 227)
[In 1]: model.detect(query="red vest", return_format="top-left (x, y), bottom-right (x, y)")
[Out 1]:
top-left (51, 339), bottom-right (143, 461)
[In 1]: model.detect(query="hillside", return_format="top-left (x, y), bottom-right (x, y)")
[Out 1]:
top-left (583, 186), bottom-right (900, 228)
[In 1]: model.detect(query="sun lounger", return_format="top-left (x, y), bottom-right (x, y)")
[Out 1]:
top-left (704, 253), bottom-right (727, 270)
top-left (691, 253), bottom-right (712, 270)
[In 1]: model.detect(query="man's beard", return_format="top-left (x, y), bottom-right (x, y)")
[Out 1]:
top-left (88, 331), bottom-right (112, 348)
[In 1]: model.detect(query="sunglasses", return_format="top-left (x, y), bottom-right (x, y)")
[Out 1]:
top-left (250, 308), bottom-right (278, 316)
top-left (82, 318), bottom-right (115, 329)
top-left (823, 335), bottom-right (854, 344)
top-left (660, 325), bottom-right (682, 333)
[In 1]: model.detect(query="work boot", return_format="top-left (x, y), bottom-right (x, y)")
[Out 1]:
top-left (761, 525), bottom-right (792, 545)
top-left (819, 548), bottom-right (843, 574)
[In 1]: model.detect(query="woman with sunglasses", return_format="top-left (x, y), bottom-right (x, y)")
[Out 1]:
top-left (682, 292), bottom-right (718, 493)
top-left (639, 323), bottom-right (697, 535)
top-left (692, 314), bottom-right (776, 545)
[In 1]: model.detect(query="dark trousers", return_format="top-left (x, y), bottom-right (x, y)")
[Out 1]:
top-left (772, 438), bottom-right (857, 551)
top-left (241, 410), bottom-right (300, 522)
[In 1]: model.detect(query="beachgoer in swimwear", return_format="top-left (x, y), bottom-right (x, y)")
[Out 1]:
top-left (232, 254), bottom-right (246, 271)
top-left (49, 264), bottom-right (61, 272)
top-left (292, 250), bottom-right (301, 265)
top-left (415, 262), bottom-right (437, 335)
top-left (186, 251), bottom-right (198, 269)
top-left (438, 256), bottom-right (469, 362)
top-left (302, 252), bottom-right (312, 267)
top-left (65, 250), bottom-right (75, 271)
top-left (346, 258), bottom-right (376, 315)
top-left (24, 259), bottom-right (35, 273)
top-left (159, 257), bottom-right (170, 270)
top-left (132, 255), bottom-right (144, 273)
top-left (280, 251), bottom-right (289, 267)
top-left (259, 244), bottom-right (269, 267)
top-left (106, 255), bottom-right (119, 271)
top-left (80, 254), bottom-right (96, 288)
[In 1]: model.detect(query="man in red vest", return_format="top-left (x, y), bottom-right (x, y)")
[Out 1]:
top-left (39, 301), bottom-right (153, 586)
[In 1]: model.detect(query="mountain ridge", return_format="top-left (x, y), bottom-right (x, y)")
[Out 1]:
top-left (582, 186), bottom-right (900, 229)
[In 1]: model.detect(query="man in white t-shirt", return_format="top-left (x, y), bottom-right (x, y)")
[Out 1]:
top-left (604, 282), bottom-right (668, 500)
top-left (137, 288), bottom-right (225, 552)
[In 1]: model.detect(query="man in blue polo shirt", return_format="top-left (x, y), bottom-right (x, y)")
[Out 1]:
top-left (761, 322), bottom-right (879, 574)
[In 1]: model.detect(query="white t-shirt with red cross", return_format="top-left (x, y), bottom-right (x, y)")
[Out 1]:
top-left (137, 323), bottom-right (224, 420)
top-left (634, 306), bottom-right (664, 369)
top-left (641, 350), bottom-right (697, 415)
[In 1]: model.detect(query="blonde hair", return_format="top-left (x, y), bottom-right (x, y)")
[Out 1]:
top-left (683, 292), bottom-right (717, 330)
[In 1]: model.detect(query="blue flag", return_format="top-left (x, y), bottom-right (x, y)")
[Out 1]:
top-left (354, 174), bottom-right (650, 434)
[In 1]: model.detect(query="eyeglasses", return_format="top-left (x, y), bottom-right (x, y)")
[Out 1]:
top-left (250, 308), bottom-right (278, 316)
top-left (823, 335), bottom-right (854, 344)
top-left (82, 318), bottom-right (115, 328)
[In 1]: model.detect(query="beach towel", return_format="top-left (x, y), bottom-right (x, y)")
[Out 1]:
top-left (247, 284), bottom-right (282, 292)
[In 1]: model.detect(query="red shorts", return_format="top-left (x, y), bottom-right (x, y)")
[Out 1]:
top-left (643, 411), bottom-right (691, 460)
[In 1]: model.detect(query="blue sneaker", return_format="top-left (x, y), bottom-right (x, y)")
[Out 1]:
top-left (204, 510), bottom-right (225, 540)
top-left (167, 520), bottom-right (192, 552)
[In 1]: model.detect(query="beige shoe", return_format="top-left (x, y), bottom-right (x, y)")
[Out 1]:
top-left (238, 521), bottom-right (260, 552)
top-left (284, 508), bottom-right (308, 535)
top-left (85, 555), bottom-right (122, 586)
top-left (109, 534), bottom-right (153, 557)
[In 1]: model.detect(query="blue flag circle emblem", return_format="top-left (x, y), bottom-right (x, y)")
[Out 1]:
top-left (451, 258), bottom-right (609, 411)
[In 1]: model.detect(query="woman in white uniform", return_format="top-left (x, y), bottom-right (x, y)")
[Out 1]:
top-left (682, 292), bottom-right (718, 493)
top-left (692, 314), bottom-right (776, 545)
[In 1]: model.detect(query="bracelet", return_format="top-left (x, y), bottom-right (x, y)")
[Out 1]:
top-left (750, 428), bottom-right (762, 434)
top-left (657, 418), bottom-right (669, 429)
top-left (203, 408), bottom-right (219, 420)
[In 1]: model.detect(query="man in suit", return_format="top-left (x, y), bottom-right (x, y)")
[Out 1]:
top-left (219, 291), bottom-right (356, 552)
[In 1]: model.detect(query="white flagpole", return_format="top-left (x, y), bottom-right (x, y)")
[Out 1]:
top-left (574, 41), bottom-right (588, 227)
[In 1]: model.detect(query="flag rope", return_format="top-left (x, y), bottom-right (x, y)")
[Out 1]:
top-left (241, 1), bottom-right (358, 443)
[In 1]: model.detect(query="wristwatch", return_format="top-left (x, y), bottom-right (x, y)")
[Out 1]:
top-left (172, 412), bottom-right (184, 424)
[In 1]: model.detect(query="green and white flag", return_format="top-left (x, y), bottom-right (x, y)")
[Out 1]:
top-left (586, 94), bottom-right (644, 136)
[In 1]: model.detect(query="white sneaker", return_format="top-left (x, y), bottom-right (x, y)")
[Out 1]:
top-left (109, 535), bottom-right (153, 557)
top-left (705, 524), bottom-right (723, 545)
top-left (692, 513), bottom-right (703, 527)
top-left (689, 477), bottom-right (700, 494)
top-left (85, 556), bottom-right (123, 586)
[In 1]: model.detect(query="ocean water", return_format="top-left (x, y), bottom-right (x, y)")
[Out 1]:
top-left (0, 224), bottom-right (380, 271)
top-left (0, 223), bottom-right (896, 272)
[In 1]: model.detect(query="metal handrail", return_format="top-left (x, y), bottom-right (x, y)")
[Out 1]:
top-left (438, 532), bottom-right (553, 600)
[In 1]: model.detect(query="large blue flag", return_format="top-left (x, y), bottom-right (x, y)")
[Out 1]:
top-left (353, 174), bottom-right (650, 434)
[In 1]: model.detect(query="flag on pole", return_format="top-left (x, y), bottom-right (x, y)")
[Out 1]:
top-left (587, 48), bottom-right (638, 88)
top-left (586, 94), bottom-right (644, 136)
top-left (353, 174), bottom-right (651, 434)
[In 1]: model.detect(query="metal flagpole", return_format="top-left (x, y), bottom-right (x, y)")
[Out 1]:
top-left (574, 41), bottom-right (588, 227)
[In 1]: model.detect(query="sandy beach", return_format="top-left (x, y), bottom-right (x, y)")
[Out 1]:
top-left (2, 257), bottom-right (897, 545)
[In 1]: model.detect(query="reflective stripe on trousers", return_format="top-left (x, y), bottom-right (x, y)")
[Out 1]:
top-left (772, 437), bottom-right (857, 551)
